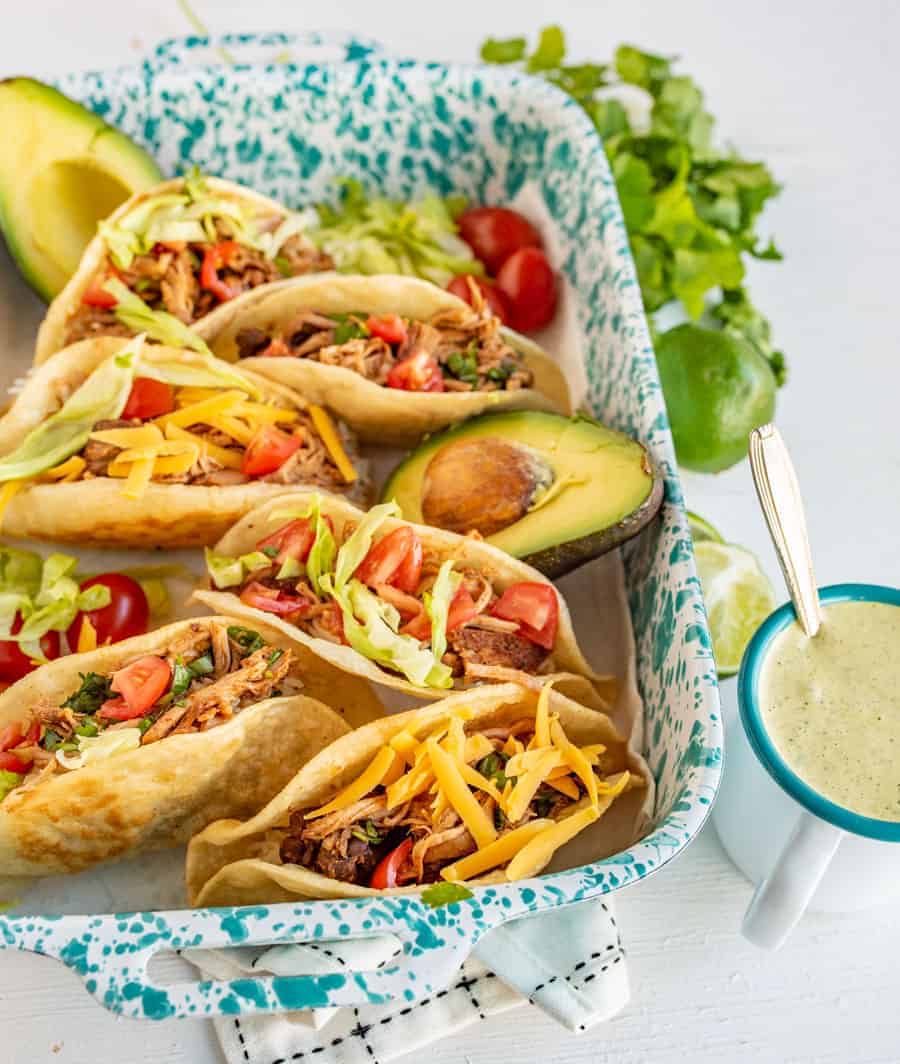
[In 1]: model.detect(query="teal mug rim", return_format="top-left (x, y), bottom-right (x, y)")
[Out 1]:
top-left (738, 582), bottom-right (900, 843)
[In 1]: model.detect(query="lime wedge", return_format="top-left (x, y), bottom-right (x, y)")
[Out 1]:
top-left (687, 510), bottom-right (724, 544)
top-left (694, 541), bottom-right (778, 677)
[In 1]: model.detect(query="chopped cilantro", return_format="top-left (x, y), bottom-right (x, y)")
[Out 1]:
top-left (75, 720), bottom-right (99, 738)
top-left (41, 729), bottom-right (64, 751)
top-left (267, 649), bottom-right (284, 666)
top-left (444, 347), bottom-right (479, 384)
top-left (137, 718), bottom-right (153, 735)
top-left (274, 255), bottom-right (293, 277)
top-left (350, 819), bottom-right (383, 845)
top-left (332, 317), bottom-right (370, 344)
top-left (189, 653), bottom-right (214, 677)
top-left (171, 659), bottom-right (193, 698)
top-left (227, 626), bottom-right (265, 655)
top-left (62, 672), bottom-right (113, 716)
top-left (486, 360), bottom-right (514, 383)
top-left (421, 882), bottom-right (474, 909)
top-left (261, 545), bottom-right (279, 559)
top-left (477, 752), bottom-right (508, 791)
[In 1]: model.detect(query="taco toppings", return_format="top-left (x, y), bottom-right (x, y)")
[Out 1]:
top-left (234, 281), bottom-right (533, 394)
top-left (275, 686), bottom-right (637, 887)
top-left (63, 173), bottom-right (333, 349)
top-left (0, 620), bottom-right (296, 804)
top-left (0, 339), bottom-right (360, 509)
top-left (205, 497), bottom-right (561, 690)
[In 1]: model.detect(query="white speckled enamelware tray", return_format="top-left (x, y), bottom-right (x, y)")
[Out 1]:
top-left (0, 31), bottom-right (721, 1019)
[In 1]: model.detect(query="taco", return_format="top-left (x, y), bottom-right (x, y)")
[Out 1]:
top-left (196, 492), bottom-right (614, 709)
top-left (0, 614), bottom-right (389, 877)
top-left (199, 274), bottom-right (571, 445)
top-left (35, 173), bottom-right (332, 365)
top-left (0, 335), bottom-right (368, 548)
top-left (186, 682), bottom-right (644, 905)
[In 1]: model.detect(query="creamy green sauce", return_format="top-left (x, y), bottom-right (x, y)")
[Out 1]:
top-left (759, 600), bottom-right (900, 821)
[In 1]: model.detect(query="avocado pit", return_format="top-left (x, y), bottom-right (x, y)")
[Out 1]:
top-left (421, 436), bottom-right (553, 537)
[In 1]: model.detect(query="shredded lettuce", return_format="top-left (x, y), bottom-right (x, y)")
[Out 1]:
top-left (55, 727), bottom-right (142, 771)
top-left (0, 340), bottom-right (140, 483)
top-left (276, 556), bottom-right (305, 581)
top-left (426, 560), bottom-right (462, 664)
top-left (306, 504), bottom-right (337, 595)
top-left (310, 179), bottom-right (482, 287)
top-left (0, 770), bottom-right (23, 803)
top-left (104, 279), bottom-right (213, 355)
top-left (205, 548), bottom-right (244, 589)
top-left (0, 548), bottom-right (112, 654)
top-left (333, 501), bottom-right (401, 593)
top-left (328, 579), bottom-right (452, 689)
top-left (138, 354), bottom-right (260, 397)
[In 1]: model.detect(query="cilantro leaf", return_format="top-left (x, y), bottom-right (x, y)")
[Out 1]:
top-left (526, 25), bottom-right (566, 73)
top-left (420, 882), bottom-right (474, 909)
top-left (480, 37), bottom-right (527, 64)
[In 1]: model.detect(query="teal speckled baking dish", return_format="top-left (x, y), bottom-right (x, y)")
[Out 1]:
top-left (0, 31), bottom-right (721, 1019)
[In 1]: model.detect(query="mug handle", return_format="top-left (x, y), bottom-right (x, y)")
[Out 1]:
top-left (742, 811), bottom-right (843, 949)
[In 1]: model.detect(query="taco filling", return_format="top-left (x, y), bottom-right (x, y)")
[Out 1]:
top-left (275, 689), bottom-right (637, 887)
top-left (234, 283), bottom-right (533, 394)
top-left (0, 620), bottom-right (296, 804)
top-left (206, 498), bottom-right (563, 690)
top-left (0, 339), bottom-right (359, 506)
top-left (63, 173), bottom-right (332, 349)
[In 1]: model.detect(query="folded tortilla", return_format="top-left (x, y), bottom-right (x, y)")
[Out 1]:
top-left (0, 615), bottom-right (388, 878)
top-left (195, 491), bottom-right (615, 710)
top-left (200, 274), bottom-right (571, 445)
top-left (35, 176), bottom-right (329, 365)
top-left (0, 338), bottom-right (369, 548)
top-left (186, 682), bottom-right (644, 906)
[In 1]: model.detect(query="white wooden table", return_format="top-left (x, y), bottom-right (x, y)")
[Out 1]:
top-left (2, 2), bottom-right (899, 1062)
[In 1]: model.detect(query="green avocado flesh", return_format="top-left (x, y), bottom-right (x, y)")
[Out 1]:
top-left (0, 78), bottom-right (162, 301)
top-left (382, 410), bottom-right (663, 578)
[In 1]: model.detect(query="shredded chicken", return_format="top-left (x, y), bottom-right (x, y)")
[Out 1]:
top-left (210, 622), bottom-right (233, 677)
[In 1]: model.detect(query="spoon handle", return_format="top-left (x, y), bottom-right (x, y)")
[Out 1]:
top-left (749, 424), bottom-right (823, 638)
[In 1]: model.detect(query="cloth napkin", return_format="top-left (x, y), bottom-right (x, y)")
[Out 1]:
top-left (187, 898), bottom-right (629, 1064)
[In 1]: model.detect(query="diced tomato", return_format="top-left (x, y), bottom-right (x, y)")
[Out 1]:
top-left (356, 527), bottom-right (423, 592)
top-left (121, 378), bottom-right (175, 420)
top-left (447, 584), bottom-right (478, 632)
top-left (258, 518), bottom-right (316, 566)
top-left (386, 351), bottom-right (445, 393)
top-left (17, 721), bottom-right (40, 747)
top-left (495, 247), bottom-right (558, 333)
top-left (399, 611), bottom-right (431, 641)
top-left (200, 240), bottom-right (242, 303)
top-left (457, 206), bottom-right (543, 275)
top-left (369, 837), bottom-right (414, 889)
top-left (490, 582), bottom-right (559, 649)
top-left (317, 602), bottom-right (347, 645)
top-left (66, 573), bottom-right (150, 651)
top-left (106, 655), bottom-right (171, 718)
top-left (0, 751), bottom-right (28, 774)
top-left (0, 722), bottom-right (30, 752)
top-left (447, 275), bottom-right (510, 323)
top-left (81, 274), bottom-right (118, 308)
top-left (0, 615), bottom-right (61, 683)
top-left (365, 313), bottom-right (408, 346)
top-left (97, 697), bottom-right (143, 722)
top-left (240, 581), bottom-right (311, 618)
top-left (242, 426), bottom-right (301, 477)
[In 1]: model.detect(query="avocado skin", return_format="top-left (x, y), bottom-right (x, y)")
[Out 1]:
top-left (0, 77), bottom-right (162, 302)
top-left (382, 410), bottom-right (663, 579)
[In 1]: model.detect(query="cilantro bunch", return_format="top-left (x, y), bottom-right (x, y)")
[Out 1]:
top-left (480, 27), bottom-right (786, 384)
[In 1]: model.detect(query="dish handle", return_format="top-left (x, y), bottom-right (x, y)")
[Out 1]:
top-left (0, 891), bottom-right (537, 1019)
top-left (147, 31), bottom-right (385, 73)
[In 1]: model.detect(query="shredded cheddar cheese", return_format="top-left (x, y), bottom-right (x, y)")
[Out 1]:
top-left (76, 615), bottom-right (98, 653)
top-left (505, 804), bottom-right (600, 881)
top-left (164, 423), bottom-right (243, 469)
top-left (41, 455), bottom-right (87, 482)
top-left (440, 820), bottom-right (554, 882)
top-left (0, 480), bottom-right (24, 525)
top-left (305, 746), bottom-right (398, 820)
top-left (308, 404), bottom-right (357, 483)
top-left (427, 739), bottom-right (497, 849)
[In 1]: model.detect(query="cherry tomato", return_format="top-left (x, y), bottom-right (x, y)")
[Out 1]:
top-left (0, 615), bottom-right (61, 684)
top-left (385, 351), bottom-right (445, 393)
top-left (496, 247), bottom-right (558, 333)
top-left (104, 655), bottom-right (171, 719)
top-left (356, 528), bottom-right (423, 592)
top-left (447, 584), bottom-right (479, 632)
top-left (490, 582), bottom-right (559, 649)
top-left (242, 426), bottom-right (301, 477)
top-left (200, 241), bottom-right (242, 303)
top-left (365, 314), bottom-right (408, 346)
top-left (369, 837), bottom-right (414, 889)
top-left (258, 518), bottom-right (316, 566)
top-left (81, 273), bottom-right (119, 308)
top-left (447, 275), bottom-right (510, 323)
top-left (373, 584), bottom-right (426, 621)
top-left (240, 581), bottom-right (311, 618)
top-left (457, 207), bottom-right (543, 275)
top-left (121, 378), bottom-right (175, 420)
top-left (0, 751), bottom-right (28, 774)
top-left (67, 574), bottom-right (150, 652)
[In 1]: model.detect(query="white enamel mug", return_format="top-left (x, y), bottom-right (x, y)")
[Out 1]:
top-left (712, 583), bottom-right (900, 949)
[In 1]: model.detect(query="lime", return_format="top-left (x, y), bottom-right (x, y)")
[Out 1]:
top-left (694, 540), bottom-right (777, 677)
top-left (687, 510), bottom-right (724, 544)
top-left (655, 324), bottom-right (777, 473)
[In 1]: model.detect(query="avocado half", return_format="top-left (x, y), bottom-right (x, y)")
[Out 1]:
top-left (0, 78), bottom-right (162, 302)
top-left (382, 410), bottom-right (664, 578)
